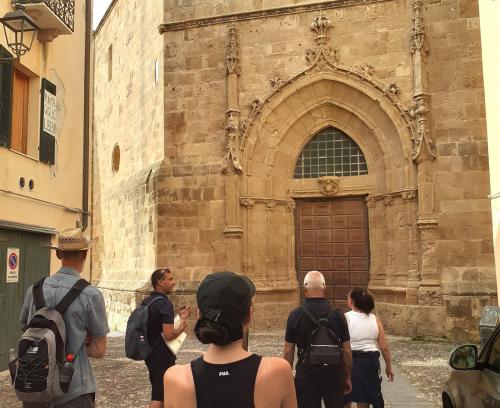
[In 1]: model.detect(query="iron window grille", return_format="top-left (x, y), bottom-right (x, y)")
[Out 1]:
top-left (294, 127), bottom-right (368, 179)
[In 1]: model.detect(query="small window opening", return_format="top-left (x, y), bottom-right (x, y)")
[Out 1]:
top-left (294, 127), bottom-right (368, 179)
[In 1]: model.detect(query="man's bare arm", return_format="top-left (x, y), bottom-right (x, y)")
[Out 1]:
top-left (162, 321), bottom-right (187, 341)
top-left (342, 340), bottom-right (353, 393)
top-left (283, 341), bottom-right (295, 368)
top-left (86, 335), bottom-right (107, 359)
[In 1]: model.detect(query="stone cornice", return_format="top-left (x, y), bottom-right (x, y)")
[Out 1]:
top-left (366, 188), bottom-right (418, 207)
top-left (240, 196), bottom-right (296, 212)
top-left (159, 0), bottom-right (392, 33)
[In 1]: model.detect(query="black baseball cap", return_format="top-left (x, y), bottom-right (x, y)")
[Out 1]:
top-left (197, 271), bottom-right (254, 325)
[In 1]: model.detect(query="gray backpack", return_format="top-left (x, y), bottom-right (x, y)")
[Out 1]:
top-left (125, 296), bottom-right (163, 360)
top-left (13, 277), bottom-right (89, 403)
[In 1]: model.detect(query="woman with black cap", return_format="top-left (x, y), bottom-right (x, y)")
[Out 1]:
top-left (164, 271), bottom-right (297, 408)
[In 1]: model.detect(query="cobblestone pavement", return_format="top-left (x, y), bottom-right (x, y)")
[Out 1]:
top-left (0, 333), bottom-right (456, 407)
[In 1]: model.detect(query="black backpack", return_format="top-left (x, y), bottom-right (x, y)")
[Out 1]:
top-left (300, 305), bottom-right (343, 367)
top-left (125, 296), bottom-right (163, 361)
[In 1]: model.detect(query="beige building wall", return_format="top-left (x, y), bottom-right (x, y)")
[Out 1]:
top-left (479, 1), bottom-right (500, 303)
top-left (93, 0), bottom-right (496, 339)
top-left (92, 0), bottom-right (165, 329)
top-left (0, 0), bottom-right (90, 277)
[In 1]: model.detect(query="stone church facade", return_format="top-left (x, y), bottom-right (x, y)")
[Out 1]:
top-left (93, 0), bottom-right (496, 340)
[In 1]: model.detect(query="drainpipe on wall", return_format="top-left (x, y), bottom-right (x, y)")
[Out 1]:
top-left (83, 0), bottom-right (91, 282)
top-left (82, 0), bottom-right (91, 232)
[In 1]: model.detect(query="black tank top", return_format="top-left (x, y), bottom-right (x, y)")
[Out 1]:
top-left (191, 354), bottom-right (262, 408)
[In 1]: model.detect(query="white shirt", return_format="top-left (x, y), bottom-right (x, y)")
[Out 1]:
top-left (345, 310), bottom-right (379, 352)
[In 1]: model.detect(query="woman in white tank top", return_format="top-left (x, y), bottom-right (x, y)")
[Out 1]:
top-left (344, 288), bottom-right (394, 408)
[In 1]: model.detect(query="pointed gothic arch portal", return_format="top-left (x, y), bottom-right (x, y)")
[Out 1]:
top-left (237, 72), bottom-right (418, 310)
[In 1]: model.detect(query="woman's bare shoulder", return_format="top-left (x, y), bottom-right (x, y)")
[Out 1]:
top-left (164, 363), bottom-right (193, 387)
top-left (255, 357), bottom-right (297, 408)
top-left (164, 363), bottom-right (196, 408)
top-left (259, 356), bottom-right (293, 376)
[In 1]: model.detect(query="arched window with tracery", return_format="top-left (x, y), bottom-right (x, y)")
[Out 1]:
top-left (293, 127), bottom-right (368, 179)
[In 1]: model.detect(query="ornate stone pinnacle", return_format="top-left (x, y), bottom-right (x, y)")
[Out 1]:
top-left (226, 25), bottom-right (241, 75)
top-left (310, 15), bottom-right (332, 46)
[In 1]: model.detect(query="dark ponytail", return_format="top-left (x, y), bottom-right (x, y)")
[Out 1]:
top-left (349, 287), bottom-right (375, 314)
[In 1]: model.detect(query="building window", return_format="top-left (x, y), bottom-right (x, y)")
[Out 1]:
top-left (108, 45), bottom-right (113, 81)
top-left (294, 127), bottom-right (368, 179)
top-left (112, 144), bottom-right (120, 173)
top-left (0, 46), bottom-right (29, 155)
top-left (11, 69), bottom-right (29, 154)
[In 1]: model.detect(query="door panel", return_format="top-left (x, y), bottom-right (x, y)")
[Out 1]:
top-left (0, 228), bottom-right (50, 370)
top-left (296, 197), bottom-right (370, 309)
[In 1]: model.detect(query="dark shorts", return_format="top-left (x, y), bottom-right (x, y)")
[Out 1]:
top-left (148, 363), bottom-right (175, 402)
top-left (23, 393), bottom-right (95, 408)
top-left (295, 373), bottom-right (344, 408)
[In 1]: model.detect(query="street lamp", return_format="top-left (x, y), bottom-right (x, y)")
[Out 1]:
top-left (0, 3), bottom-right (39, 62)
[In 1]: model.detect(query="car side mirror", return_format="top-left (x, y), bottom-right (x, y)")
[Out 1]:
top-left (449, 345), bottom-right (478, 370)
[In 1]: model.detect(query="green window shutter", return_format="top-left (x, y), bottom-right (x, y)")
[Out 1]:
top-left (39, 78), bottom-right (56, 164)
top-left (0, 46), bottom-right (13, 148)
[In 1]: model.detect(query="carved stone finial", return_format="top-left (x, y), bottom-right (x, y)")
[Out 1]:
top-left (410, 0), bottom-right (426, 55)
top-left (318, 176), bottom-right (340, 196)
top-left (310, 15), bottom-right (332, 46)
top-left (408, 98), bottom-right (436, 161)
top-left (226, 25), bottom-right (241, 75)
top-left (304, 14), bottom-right (341, 69)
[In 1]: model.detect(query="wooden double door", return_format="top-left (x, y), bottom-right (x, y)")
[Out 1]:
top-left (296, 197), bottom-right (369, 310)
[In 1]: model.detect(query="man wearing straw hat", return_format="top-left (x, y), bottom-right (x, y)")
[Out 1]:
top-left (19, 228), bottom-right (109, 407)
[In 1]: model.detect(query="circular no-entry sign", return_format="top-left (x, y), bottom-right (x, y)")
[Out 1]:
top-left (8, 252), bottom-right (18, 270)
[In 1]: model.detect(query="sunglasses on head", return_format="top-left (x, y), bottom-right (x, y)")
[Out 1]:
top-left (155, 267), bottom-right (171, 278)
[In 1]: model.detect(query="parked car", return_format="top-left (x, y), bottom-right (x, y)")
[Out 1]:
top-left (443, 324), bottom-right (500, 407)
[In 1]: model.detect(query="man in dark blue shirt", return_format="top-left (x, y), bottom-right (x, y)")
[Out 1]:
top-left (284, 270), bottom-right (352, 408)
top-left (143, 268), bottom-right (191, 408)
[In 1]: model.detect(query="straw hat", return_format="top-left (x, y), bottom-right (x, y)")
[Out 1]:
top-left (45, 228), bottom-right (91, 251)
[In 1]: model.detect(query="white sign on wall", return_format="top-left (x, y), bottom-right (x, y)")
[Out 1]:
top-left (43, 90), bottom-right (57, 137)
top-left (6, 247), bottom-right (19, 283)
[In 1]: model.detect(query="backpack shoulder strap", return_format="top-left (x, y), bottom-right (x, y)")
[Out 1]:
top-left (327, 307), bottom-right (340, 320)
top-left (300, 304), bottom-right (320, 326)
top-left (33, 277), bottom-right (47, 310)
top-left (146, 295), bottom-right (165, 308)
top-left (55, 279), bottom-right (90, 315)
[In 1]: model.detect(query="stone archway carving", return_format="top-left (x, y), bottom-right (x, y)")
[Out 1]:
top-left (238, 17), bottom-right (417, 162)
top-left (223, 15), bottom-right (422, 310)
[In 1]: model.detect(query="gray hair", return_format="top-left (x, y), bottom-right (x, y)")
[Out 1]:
top-left (303, 270), bottom-right (326, 290)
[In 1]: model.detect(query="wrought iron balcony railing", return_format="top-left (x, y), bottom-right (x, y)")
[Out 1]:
top-left (17, 0), bottom-right (75, 32)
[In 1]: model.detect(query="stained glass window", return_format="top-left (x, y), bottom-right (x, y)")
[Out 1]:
top-left (293, 127), bottom-right (368, 179)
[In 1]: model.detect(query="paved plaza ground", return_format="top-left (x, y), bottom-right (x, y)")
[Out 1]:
top-left (0, 333), bottom-right (456, 407)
